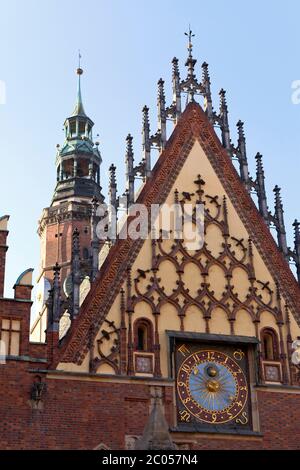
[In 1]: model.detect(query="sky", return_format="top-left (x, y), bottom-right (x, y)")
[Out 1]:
top-left (1, 0), bottom-right (300, 301)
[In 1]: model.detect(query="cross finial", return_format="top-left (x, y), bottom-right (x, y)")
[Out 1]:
top-left (185, 25), bottom-right (195, 57)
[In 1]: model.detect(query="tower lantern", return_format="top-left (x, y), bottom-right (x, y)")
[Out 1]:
top-left (53, 66), bottom-right (103, 203)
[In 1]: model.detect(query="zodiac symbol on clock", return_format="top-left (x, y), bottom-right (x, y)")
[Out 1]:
top-left (233, 349), bottom-right (244, 361)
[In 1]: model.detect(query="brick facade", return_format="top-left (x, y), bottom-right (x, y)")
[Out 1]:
top-left (38, 204), bottom-right (94, 288)
top-left (0, 359), bottom-right (299, 449)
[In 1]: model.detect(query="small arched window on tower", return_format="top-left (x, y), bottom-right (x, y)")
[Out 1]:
top-left (261, 328), bottom-right (279, 361)
top-left (134, 318), bottom-right (153, 352)
top-left (70, 120), bottom-right (76, 137)
top-left (79, 120), bottom-right (85, 136)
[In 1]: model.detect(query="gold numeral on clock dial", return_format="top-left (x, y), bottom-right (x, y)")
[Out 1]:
top-left (207, 351), bottom-right (215, 361)
top-left (192, 353), bottom-right (200, 363)
top-left (178, 381), bottom-right (187, 387)
top-left (178, 344), bottom-right (190, 357)
top-left (181, 364), bottom-right (191, 373)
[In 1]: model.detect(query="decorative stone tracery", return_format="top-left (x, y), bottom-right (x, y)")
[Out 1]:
top-left (91, 175), bottom-right (292, 383)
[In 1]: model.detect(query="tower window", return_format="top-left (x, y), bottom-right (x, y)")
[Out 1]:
top-left (79, 121), bottom-right (85, 135)
top-left (261, 328), bottom-right (279, 361)
top-left (134, 318), bottom-right (153, 352)
top-left (70, 121), bottom-right (76, 136)
top-left (83, 247), bottom-right (89, 260)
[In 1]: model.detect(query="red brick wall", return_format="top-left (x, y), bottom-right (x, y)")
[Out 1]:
top-left (42, 218), bottom-right (92, 288)
top-left (0, 361), bottom-right (299, 450)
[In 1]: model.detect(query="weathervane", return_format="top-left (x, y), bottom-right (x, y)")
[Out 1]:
top-left (185, 25), bottom-right (195, 57)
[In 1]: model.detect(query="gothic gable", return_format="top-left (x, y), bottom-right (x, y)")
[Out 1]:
top-left (57, 103), bottom-right (300, 376)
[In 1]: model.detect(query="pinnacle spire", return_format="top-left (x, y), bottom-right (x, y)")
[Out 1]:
top-left (202, 62), bottom-right (213, 121)
top-left (255, 152), bottom-right (269, 224)
top-left (157, 79), bottom-right (166, 148)
top-left (125, 134), bottom-right (135, 205)
top-left (219, 89), bottom-right (231, 152)
top-left (142, 106), bottom-right (151, 178)
top-left (236, 120), bottom-right (250, 191)
top-left (171, 57), bottom-right (181, 120)
top-left (293, 220), bottom-right (300, 283)
top-left (273, 185), bottom-right (288, 260)
top-left (109, 164), bottom-right (118, 210)
top-left (72, 53), bottom-right (86, 117)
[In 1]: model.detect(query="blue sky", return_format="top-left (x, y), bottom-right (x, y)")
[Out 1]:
top-left (1, 0), bottom-right (300, 298)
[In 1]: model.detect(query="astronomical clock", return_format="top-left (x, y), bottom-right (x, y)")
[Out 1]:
top-left (174, 338), bottom-right (255, 433)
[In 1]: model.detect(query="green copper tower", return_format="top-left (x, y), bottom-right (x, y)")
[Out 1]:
top-left (53, 65), bottom-right (103, 203)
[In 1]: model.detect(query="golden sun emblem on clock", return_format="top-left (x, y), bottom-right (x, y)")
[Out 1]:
top-left (177, 350), bottom-right (248, 424)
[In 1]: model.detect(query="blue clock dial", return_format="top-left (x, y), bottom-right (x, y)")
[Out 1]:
top-left (189, 362), bottom-right (237, 412)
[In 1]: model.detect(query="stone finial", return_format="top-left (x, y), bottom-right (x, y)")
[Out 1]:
top-left (293, 219), bottom-right (300, 283)
top-left (157, 79), bottom-right (166, 148)
top-left (255, 152), bottom-right (269, 224)
top-left (219, 89), bottom-right (231, 152)
top-left (109, 164), bottom-right (118, 210)
top-left (142, 106), bottom-right (151, 178)
top-left (273, 185), bottom-right (288, 260)
top-left (171, 57), bottom-right (181, 120)
top-left (202, 62), bottom-right (213, 121)
top-left (236, 120), bottom-right (250, 191)
top-left (125, 134), bottom-right (135, 206)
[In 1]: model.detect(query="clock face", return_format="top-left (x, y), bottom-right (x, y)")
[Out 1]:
top-left (176, 345), bottom-right (251, 429)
